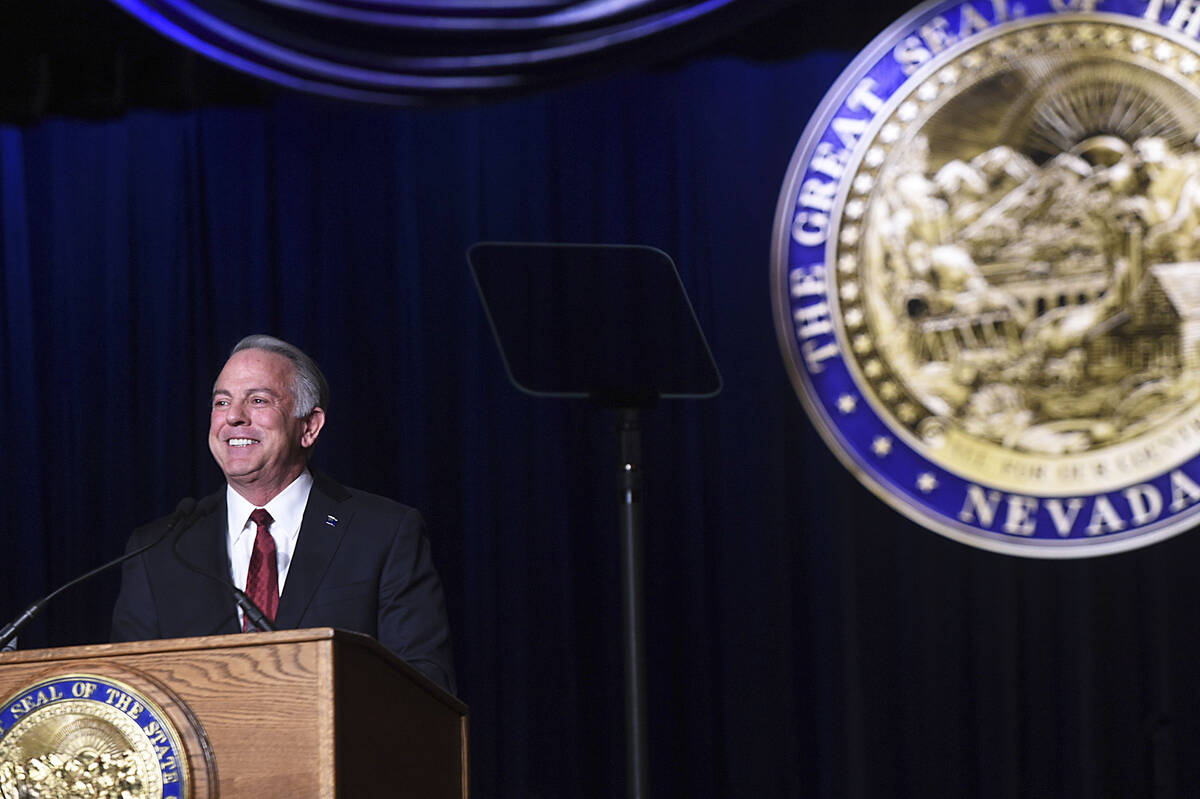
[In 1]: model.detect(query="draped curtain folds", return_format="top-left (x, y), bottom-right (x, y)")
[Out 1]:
top-left (106, 0), bottom-right (794, 103)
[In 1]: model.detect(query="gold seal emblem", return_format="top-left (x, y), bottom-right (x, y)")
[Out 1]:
top-left (0, 674), bottom-right (193, 799)
top-left (848, 15), bottom-right (1200, 492)
top-left (773, 0), bottom-right (1200, 554)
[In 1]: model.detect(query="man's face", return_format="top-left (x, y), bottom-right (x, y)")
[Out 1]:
top-left (208, 349), bottom-right (325, 500)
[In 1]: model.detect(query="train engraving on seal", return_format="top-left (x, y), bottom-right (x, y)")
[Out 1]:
top-left (772, 0), bottom-right (1200, 555)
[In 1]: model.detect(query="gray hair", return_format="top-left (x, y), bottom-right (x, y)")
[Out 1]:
top-left (228, 334), bottom-right (330, 417)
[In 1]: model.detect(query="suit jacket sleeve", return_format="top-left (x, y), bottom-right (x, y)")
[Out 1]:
top-left (376, 508), bottom-right (457, 694)
top-left (110, 522), bottom-right (162, 642)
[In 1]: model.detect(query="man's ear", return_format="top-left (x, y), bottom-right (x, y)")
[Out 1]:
top-left (302, 407), bottom-right (326, 449)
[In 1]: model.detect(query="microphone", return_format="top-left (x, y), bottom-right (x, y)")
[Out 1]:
top-left (0, 497), bottom-right (201, 652)
top-left (233, 590), bottom-right (277, 634)
top-left (171, 506), bottom-right (277, 633)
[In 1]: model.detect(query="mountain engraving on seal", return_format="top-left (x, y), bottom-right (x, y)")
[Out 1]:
top-left (873, 134), bottom-right (1200, 454)
top-left (847, 19), bottom-right (1200, 485)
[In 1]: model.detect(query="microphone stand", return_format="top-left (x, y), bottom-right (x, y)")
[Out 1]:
top-left (172, 509), bottom-right (277, 633)
top-left (0, 497), bottom-right (199, 651)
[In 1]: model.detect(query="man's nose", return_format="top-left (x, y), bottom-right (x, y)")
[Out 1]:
top-left (225, 399), bottom-right (249, 425)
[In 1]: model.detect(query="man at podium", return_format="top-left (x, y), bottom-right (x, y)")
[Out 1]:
top-left (111, 335), bottom-right (456, 694)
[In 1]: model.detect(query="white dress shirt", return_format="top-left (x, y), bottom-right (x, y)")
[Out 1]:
top-left (225, 471), bottom-right (313, 622)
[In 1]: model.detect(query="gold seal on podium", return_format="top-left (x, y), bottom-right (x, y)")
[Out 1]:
top-left (0, 668), bottom-right (205, 799)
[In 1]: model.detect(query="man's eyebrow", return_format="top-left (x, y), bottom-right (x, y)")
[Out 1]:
top-left (211, 387), bottom-right (282, 397)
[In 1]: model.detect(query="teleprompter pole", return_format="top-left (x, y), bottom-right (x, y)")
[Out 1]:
top-left (617, 407), bottom-right (648, 799)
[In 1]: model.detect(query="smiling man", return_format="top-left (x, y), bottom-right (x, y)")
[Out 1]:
top-left (111, 335), bottom-right (455, 694)
top-left (209, 345), bottom-right (325, 506)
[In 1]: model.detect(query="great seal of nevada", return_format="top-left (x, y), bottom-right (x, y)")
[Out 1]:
top-left (771, 0), bottom-right (1200, 556)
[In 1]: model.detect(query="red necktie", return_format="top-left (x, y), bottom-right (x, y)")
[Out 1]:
top-left (244, 508), bottom-right (279, 631)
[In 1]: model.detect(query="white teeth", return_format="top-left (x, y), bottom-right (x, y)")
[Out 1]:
top-left (228, 438), bottom-right (258, 447)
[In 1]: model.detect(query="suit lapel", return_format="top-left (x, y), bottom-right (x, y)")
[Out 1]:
top-left (274, 471), bottom-right (353, 629)
top-left (172, 493), bottom-right (241, 636)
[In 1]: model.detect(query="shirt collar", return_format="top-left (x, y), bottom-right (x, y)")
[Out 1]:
top-left (225, 470), bottom-right (314, 544)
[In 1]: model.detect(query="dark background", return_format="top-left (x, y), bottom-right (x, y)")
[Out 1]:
top-left (2, 2), bottom-right (1198, 797)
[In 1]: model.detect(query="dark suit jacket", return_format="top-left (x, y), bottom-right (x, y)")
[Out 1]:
top-left (111, 471), bottom-right (455, 694)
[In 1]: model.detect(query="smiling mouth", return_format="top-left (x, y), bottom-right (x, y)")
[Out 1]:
top-left (227, 438), bottom-right (260, 447)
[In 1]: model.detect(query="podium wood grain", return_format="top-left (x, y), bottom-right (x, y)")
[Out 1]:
top-left (0, 629), bottom-right (467, 799)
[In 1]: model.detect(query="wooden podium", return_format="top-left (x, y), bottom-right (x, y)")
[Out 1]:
top-left (0, 628), bottom-right (467, 798)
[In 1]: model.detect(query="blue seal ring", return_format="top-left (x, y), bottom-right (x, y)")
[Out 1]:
top-left (772, 0), bottom-right (1200, 556)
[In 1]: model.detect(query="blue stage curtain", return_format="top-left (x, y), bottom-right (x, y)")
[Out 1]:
top-left (3, 52), bottom-right (1199, 798)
